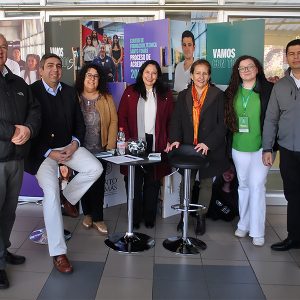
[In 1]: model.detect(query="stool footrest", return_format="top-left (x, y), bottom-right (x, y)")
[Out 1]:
top-left (171, 203), bottom-right (206, 212)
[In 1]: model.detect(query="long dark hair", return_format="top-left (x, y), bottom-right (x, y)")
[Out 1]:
top-left (112, 34), bottom-right (121, 50)
top-left (23, 54), bottom-right (40, 84)
top-left (75, 63), bottom-right (109, 97)
top-left (225, 55), bottom-right (267, 132)
top-left (133, 60), bottom-right (168, 100)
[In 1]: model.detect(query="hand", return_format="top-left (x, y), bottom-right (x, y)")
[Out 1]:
top-left (48, 149), bottom-right (70, 164)
top-left (165, 141), bottom-right (180, 153)
top-left (194, 143), bottom-right (209, 155)
top-left (60, 141), bottom-right (79, 162)
top-left (11, 125), bottom-right (31, 145)
top-left (262, 152), bottom-right (273, 166)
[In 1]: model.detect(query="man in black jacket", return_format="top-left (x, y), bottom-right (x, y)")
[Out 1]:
top-left (0, 34), bottom-right (41, 289)
top-left (25, 53), bottom-right (103, 274)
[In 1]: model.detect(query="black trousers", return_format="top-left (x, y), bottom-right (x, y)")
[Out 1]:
top-left (81, 161), bottom-right (107, 222)
top-left (279, 146), bottom-right (300, 242)
top-left (124, 133), bottom-right (160, 224)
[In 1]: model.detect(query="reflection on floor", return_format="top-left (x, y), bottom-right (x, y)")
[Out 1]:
top-left (2, 203), bottom-right (300, 300)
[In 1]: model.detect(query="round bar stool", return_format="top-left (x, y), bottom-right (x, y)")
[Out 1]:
top-left (163, 145), bottom-right (209, 255)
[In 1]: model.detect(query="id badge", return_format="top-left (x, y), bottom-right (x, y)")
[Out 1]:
top-left (238, 116), bottom-right (249, 133)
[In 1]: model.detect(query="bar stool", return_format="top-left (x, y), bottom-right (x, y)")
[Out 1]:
top-left (163, 145), bottom-right (209, 255)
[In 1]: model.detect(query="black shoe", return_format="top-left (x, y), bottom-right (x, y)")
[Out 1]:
top-left (195, 214), bottom-right (206, 236)
top-left (177, 212), bottom-right (184, 232)
top-left (0, 270), bottom-right (9, 289)
top-left (145, 221), bottom-right (154, 228)
top-left (271, 238), bottom-right (300, 251)
top-left (133, 222), bottom-right (140, 230)
top-left (5, 251), bottom-right (26, 265)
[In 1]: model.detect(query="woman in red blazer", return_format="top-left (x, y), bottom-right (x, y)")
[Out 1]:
top-left (118, 60), bottom-right (174, 229)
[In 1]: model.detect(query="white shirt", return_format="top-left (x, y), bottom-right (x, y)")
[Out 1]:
top-left (5, 58), bottom-right (21, 76)
top-left (173, 61), bottom-right (191, 93)
top-left (144, 89), bottom-right (156, 135)
top-left (290, 70), bottom-right (300, 88)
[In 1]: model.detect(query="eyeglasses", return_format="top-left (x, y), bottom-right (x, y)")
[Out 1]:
top-left (85, 73), bottom-right (100, 80)
top-left (0, 45), bottom-right (8, 51)
top-left (238, 65), bottom-right (256, 73)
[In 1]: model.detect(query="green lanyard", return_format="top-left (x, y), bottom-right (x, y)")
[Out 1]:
top-left (241, 84), bottom-right (255, 116)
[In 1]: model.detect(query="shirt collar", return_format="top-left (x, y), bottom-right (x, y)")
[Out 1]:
top-left (42, 79), bottom-right (62, 96)
top-left (1, 66), bottom-right (9, 77)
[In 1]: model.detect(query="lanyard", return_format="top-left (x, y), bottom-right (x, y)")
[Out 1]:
top-left (241, 85), bottom-right (254, 115)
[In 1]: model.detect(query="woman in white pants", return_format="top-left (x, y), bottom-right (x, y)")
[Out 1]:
top-left (225, 55), bottom-right (274, 246)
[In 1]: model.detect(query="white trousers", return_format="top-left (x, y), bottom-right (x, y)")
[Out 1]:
top-left (36, 147), bottom-right (103, 256)
top-left (232, 148), bottom-right (269, 238)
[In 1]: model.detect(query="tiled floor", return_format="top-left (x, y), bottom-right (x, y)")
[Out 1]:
top-left (2, 202), bottom-right (300, 300)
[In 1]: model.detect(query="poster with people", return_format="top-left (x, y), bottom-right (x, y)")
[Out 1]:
top-left (0, 19), bottom-right (44, 82)
top-left (81, 21), bottom-right (125, 82)
top-left (123, 19), bottom-right (170, 84)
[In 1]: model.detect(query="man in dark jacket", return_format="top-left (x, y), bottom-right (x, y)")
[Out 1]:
top-left (0, 34), bottom-right (41, 289)
top-left (25, 53), bottom-right (103, 274)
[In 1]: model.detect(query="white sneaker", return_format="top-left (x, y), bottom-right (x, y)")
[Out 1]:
top-left (252, 237), bottom-right (265, 246)
top-left (235, 229), bottom-right (248, 238)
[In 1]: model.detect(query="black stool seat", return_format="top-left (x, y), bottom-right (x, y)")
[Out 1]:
top-left (168, 145), bottom-right (209, 170)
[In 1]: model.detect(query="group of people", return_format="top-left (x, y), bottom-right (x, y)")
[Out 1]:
top-left (6, 48), bottom-right (40, 83)
top-left (1, 29), bottom-right (300, 290)
top-left (83, 30), bottom-right (123, 82)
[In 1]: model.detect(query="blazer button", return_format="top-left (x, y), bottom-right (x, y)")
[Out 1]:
top-left (51, 133), bottom-right (55, 138)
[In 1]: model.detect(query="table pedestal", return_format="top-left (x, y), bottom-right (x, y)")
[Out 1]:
top-left (105, 164), bottom-right (155, 253)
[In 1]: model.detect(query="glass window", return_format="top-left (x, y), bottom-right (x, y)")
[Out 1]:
top-left (229, 16), bottom-right (300, 79)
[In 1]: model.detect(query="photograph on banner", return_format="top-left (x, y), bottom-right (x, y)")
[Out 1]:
top-left (170, 20), bottom-right (207, 92)
top-left (124, 19), bottom-right (170, 85)
top-left (0, 19), bottom-right (44, 83)
top-left (206, 19), bottom-right (265, 86)
top-left (264, 45), bottom-right (285, 83)
top-left (81, 21), bottom-right (125, 82)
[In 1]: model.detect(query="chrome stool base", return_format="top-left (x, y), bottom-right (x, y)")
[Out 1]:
top-left (163, 236), bottom-right (207, 254)
top-left (105, 232), bottom-right (155, 253)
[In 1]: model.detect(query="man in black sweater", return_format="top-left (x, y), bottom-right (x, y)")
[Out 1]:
top-left (25, 53), bottom-right (103, 274)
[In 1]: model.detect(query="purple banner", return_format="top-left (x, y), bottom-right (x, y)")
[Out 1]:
top-left (20, 172), bottom-right (43, 197)
top-left (108, 82), bottom-right (127, 110)
top-left (124, 19), bottom-right (170, 84)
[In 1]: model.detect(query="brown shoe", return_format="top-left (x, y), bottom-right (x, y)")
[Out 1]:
top-left (53, 254), bottom-right (73, 273)
top-left (60, 193), bottom-right (78, 218)
top-left (82, 215), bottom-right (92, 228)
top-left (92, 221), bottom-right (108, 235)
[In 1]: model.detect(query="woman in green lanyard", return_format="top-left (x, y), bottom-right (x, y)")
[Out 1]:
top-left (225, 55), bottom-right (274, 246)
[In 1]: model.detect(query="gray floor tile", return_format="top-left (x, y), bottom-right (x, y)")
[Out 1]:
top-left (7, 248), bottom-right (53, 273)
top-left (0, 269), bottom-right (49, 300)
top-left (251, 261), bottom-right (300, 285)
top-left (103, 251), bottom-right (154, 279)
top-left (12, 216), bottom-right (42, 231)
top-left (9, 230), bottom-right (31, 249)
top-left (96, 277), bottom-right (152, 300)
top-left (200, 240), bottom-right (247, 261)
top-left (154, 263), bottom-right (205, 281)
top-left (37, 261), bottom-right (104, 300)
top-left (241, 240), bottom-right (294, 262)
top-left (153, 278), bottom-right (209, 300)
top-left (207, 282), bottom-right (265, 299)
top-left (266, 214), bottom-right (287, 227)
top-left (155, 256), bottom-right (203, 265)
top-left (66, 232), bottom-right (109, 255)
top-left (203, 265), bottom-right (258, 284)
top-left (202, 259), bottom-right (250, 267)
top-left (261, 284), bottom-right (300, 300)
